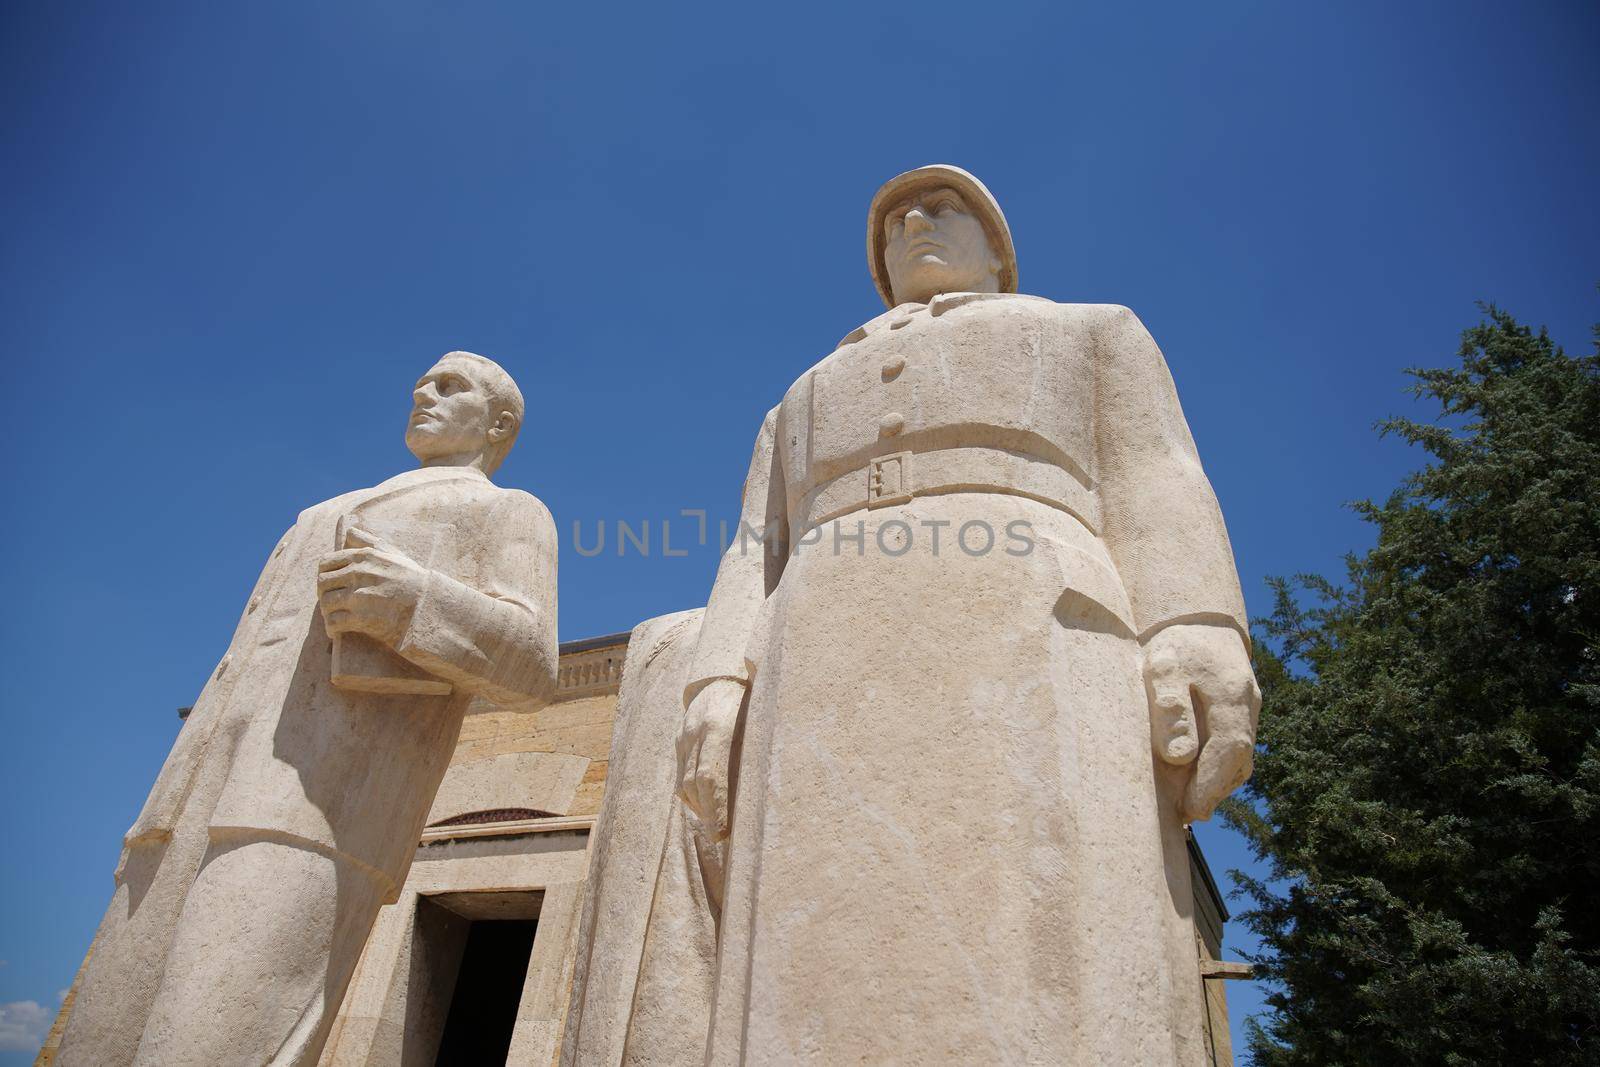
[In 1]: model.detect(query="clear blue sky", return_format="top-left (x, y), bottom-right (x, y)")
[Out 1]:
top-left (1, 1), bottom-right (1595, 1060)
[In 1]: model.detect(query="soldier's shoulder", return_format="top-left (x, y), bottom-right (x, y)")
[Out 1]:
top-left (1043, 301), bottom-right (1142, 324)
top-left (1053, 303), bottom-right (1160, 346)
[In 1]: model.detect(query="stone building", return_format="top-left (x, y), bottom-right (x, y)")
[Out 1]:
top-left (37, 629), bottom-right (1243, 1066)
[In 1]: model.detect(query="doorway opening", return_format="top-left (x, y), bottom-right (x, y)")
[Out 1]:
top-left (433, 917), bottom-right (538, 1065)
top-left (400, 890), bottom-right (543, 1067)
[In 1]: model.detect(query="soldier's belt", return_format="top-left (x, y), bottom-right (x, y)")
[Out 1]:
top-left (799, 446), bottom-right (1100, 534)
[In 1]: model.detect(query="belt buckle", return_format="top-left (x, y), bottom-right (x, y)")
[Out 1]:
top-left (867, 451), bottom-right (913, 508)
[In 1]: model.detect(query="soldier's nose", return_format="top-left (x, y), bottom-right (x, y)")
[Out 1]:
top-left (904, 208), bottom-right (933, 234)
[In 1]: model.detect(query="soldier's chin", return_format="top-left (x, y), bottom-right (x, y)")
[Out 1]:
top-left (893, 260), bottom-right (970, 302)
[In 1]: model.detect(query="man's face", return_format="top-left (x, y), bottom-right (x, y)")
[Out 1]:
top-left (882, 186), bottom-right (1000, 305)
top-left (405, 359), bottom-right (497, 463)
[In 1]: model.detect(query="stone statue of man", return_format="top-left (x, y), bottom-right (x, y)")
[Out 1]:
top-left (674, 166), bottom-right (1260, 1064)
top-left (57, 351), bottom-right (558, 1067)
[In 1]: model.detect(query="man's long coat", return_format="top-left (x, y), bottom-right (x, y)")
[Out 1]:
top-left (57, 465), bottom-right (557, 1067)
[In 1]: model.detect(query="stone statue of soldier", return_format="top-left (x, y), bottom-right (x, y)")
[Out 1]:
top-left (57, 351), bottom-right (559, 1067)
top-left (672, 166), bottom-right (1261, 1064)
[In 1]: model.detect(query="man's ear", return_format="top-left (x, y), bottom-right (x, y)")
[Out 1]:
top-left (487, 410), bottom-right (519, 443)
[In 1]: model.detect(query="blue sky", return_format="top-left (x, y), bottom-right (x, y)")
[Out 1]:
top-left (1, 1), bottom-right (1595, 1060)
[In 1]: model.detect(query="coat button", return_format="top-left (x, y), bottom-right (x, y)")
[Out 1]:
top-left (247, 595), bottom-right (262, 614)
top-left (879, 412), bottom-right (905, 437)
top-left (881, 356), bottom-right (906, 381)
top-left (215, 654), bottom-right (232, 679)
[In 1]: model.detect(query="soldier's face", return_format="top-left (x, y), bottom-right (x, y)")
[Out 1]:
top-left (405, 359), bottom-right (497, 462)
top-left (883, 187), bottom-right (1001, 304)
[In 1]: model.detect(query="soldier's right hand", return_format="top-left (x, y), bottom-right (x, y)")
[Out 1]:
top-left (676, 678), bottom-right (746, 841)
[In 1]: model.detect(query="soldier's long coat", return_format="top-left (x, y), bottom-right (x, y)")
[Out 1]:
top-left (687, 294), bottom-right (1248, 1065)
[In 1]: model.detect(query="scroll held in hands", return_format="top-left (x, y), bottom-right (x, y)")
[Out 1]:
top-left (330, 512), bottom-right (453, 696)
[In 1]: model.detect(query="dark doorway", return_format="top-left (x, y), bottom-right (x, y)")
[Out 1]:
top-left (432, 918), bottom-right (538, 1066)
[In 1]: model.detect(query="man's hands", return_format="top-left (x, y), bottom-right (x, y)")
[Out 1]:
top-left (676, 678), bottom-right (745, 841)
top-left (1143, 623), bottom-right (1261, 824)
top-left (317, 529), bottom-right (429, 647)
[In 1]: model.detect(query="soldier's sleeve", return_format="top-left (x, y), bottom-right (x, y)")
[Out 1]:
top-left (683, 405), bottom-right (788, 706)
top-left (1091, 304), bottom-right (1248, 647)
top-left (393, 490), bottom-right (559, 708)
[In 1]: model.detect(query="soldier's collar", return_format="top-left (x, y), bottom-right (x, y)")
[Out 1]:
top-left (836, 292), bottom-right (1036, 349)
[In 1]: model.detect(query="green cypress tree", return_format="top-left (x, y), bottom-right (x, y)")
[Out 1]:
top-left (1225, 305), bottom-right (1600, 1065)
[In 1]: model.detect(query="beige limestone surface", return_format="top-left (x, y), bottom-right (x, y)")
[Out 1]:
top-left (315, 632), bottom-right (629, 1067)
top-left (452, 690), bottom-right (619, 818)
top-left (318, 829), bottom-right (591, 1067)
top-left (44, 627), bottom-right (1246, 1067)
top-left (671, 165), bottom-right (1260, 1065)
top-left (56, 352), bottom-right (558, 1067)
top-left (425, 749), bottom-right (592, 824)
top-left (562, 610), bottom-right (721, 1067)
